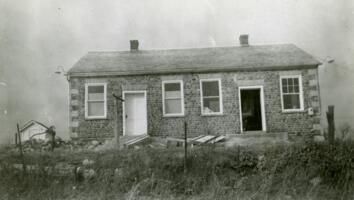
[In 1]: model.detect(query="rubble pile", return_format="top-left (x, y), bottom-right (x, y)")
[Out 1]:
top-left (18, 138), bottom-right (117, 152)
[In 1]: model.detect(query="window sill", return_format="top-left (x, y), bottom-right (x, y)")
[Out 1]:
top-left (281, 109), bottom-right (306, 114)
top-left (85, 116), bottom-right (108, 120)
top-left (163, 114), bottom-right (185, 118)
top-left (201, 113), bottom-right (224, 117)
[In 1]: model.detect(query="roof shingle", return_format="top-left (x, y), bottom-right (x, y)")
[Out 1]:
top-left (68, 44), bottom-right (320, 77)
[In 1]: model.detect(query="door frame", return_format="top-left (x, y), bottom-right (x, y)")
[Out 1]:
top-left (122, 90), bottom-right (147, 136)
top-left (238, 85), bottom-right (267, 133)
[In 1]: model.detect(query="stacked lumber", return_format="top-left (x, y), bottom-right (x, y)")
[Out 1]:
top-left (166, 135), bottom-right (225, 148)
top-left (193, 135), bottom-right (225, 144)
top-left (124, 135), bottom-right (149, 147)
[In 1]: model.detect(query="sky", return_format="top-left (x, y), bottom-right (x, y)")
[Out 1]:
top-left (0, 0), bottom-right (353, 143)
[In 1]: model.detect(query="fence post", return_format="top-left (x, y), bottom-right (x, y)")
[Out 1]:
top-left (326, 105), bottom-right (335, 144)
top-left (114, 96), bottom-right (120, 150)
top-left (113, 93), bottom-right (124, 150)
top-left (16, 123), bottom-right (27, 175)
top-left (15, 131), bottom-right (18, 146)
top-left (184, 121), bottom-right (187, 174)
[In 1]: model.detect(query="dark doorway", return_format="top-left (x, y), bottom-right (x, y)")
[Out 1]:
top-left (240, 89), bottom-right (262, 131)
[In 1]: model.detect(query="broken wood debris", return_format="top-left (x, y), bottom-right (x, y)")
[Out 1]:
top-left (208, 135), bottom-right (226, 144)
top-left (124, 135), bottom-right (149, 147)
top-left (194, 135), bottom-right (217, 143)
top-left (166, 135), bottom-right (225, 148)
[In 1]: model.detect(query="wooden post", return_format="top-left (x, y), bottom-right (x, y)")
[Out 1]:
top-left (16, 124), bottom-right (26, 175)
top-left (114, 96), bottom-right (120, 150)
top-left (113, 93), bottom-right (124, 150)
top-left (326, 105), bottom-right (335, 144)
top-left (15, 131), bottom-right (18, 146)
top-left (184, 121), bottom-right (187, 174)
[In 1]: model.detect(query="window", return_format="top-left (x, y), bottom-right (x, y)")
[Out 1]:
top-left (200, 79), bottom-right (223, 115)
top-left (85, 83), bottom-right (107, 119)
top-left (280, 75), bottom-right (304, 111)
top-left (162, 80), bottom-right (184, 116)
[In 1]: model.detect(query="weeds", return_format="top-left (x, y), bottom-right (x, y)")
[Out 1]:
top-left (1, 141), bottom-right (354, 199)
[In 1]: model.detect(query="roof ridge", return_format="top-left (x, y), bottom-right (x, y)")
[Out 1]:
top-left (86, 43), bottom-right (295, 54)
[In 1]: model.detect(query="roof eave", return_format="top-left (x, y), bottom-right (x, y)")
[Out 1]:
top-left (67, 64), bottom-right (320, 78)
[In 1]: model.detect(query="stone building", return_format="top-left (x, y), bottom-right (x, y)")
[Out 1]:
top-left (67, 36), bottom-right (321, 140)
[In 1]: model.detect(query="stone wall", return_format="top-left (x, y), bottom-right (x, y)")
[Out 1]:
top-left (68, 68), bottom-right (321, 139)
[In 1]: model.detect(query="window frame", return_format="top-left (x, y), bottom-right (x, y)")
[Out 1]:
top-left (200, 78), bottom-right (223, 116)
top-left (85, 83), bottom-right (107, 119)
top-left (279, 75), bottom-right (304, 112)
top-left (162, 80), bottom-right (185, 117)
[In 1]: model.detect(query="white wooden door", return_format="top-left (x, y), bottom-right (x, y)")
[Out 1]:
top-left (124, 92), bottom-right (147, 136)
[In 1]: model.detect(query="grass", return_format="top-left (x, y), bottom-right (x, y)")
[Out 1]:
top-left (1, 141), bottom-right (354, 199)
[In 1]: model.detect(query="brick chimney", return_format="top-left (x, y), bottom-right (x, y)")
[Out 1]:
top-left (239, 35), bottom-right (249, 47)
top-left (130, 40), bottom-right (139, 51)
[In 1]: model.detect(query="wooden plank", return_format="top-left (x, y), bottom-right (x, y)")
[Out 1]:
top-left (167, 135), bottom-right (223, 148)
top-left (167, 135), bottom-right (204, 143)
top-left (166, 137), bottom-right (185, 142)
top-left (124, 135), bottom-right (149, 146)
top-left (208, 136), bottom-right (225, 144)
top-left (195, 135), bottom-right (217, 143)
top-left (125, 135), bottom-right (147, 145)
top-left (189, 135), bottom-right (204, 142)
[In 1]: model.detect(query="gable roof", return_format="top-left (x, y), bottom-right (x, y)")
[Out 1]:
top-left (20, 120), bottom-right (49, 133)
top-left (68, 44), bottom-right (321, 77)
